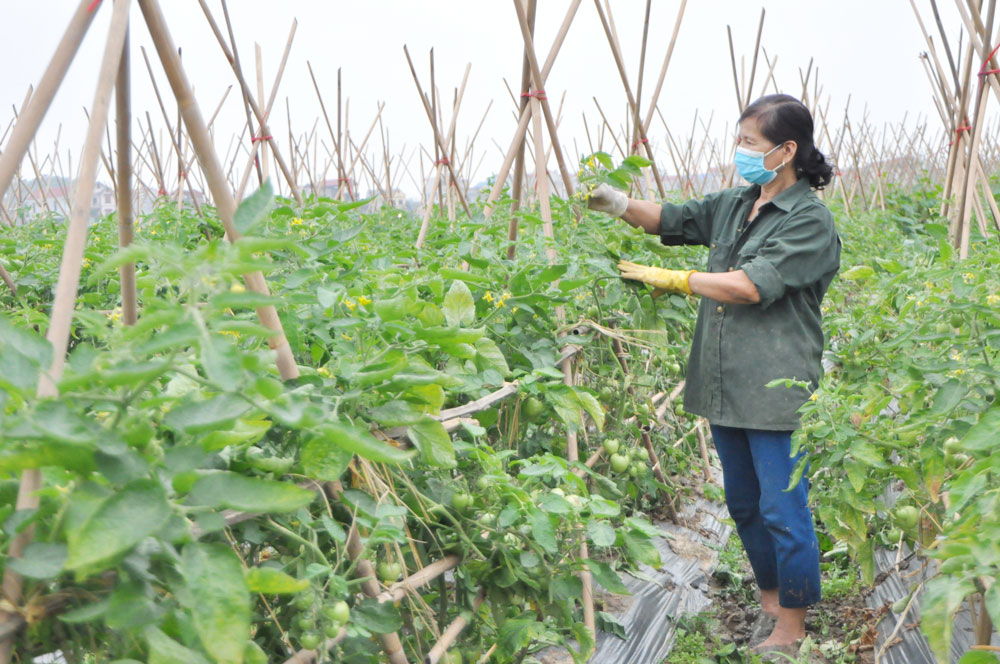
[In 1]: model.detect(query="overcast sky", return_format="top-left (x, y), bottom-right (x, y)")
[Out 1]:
top-left (0, 1), bottom-right (978, 196)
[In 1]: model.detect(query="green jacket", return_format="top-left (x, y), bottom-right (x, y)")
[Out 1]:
top-left (658, 178), bottom-right (841, 430)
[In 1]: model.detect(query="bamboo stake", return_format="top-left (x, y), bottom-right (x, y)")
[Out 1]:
top-left (196, 0), bottom-right (303, 206)
top-left (116, 26), bottom-right (137, 326)
top-left (0, 3), bottom-right (131, 659)
top-left (138, 0), bottom-right (300, 382)
top-left (326, 482), bottom-right (409, 664)
top-left (480, 0), bottom-right (582, 219)
top-left (744, 8), bottom-right (766, 109)
top-left (402, 47), bottom-right (472, 218)
top-left (506, 0), bottom-right (537, 260)
top-left (512, 0), bottom-right (575, 199)
top-left (592, 0), bottom-right (666, 196)
top-left (236, 19), bottom-right (297, 202)
top-left (424, 588), bottom-right (486, 664)
top-left (0, 0), bottom-right (100, 201)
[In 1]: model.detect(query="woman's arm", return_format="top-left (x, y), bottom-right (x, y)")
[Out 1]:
top-left (689, 270), bottom-right (761, 304)
top-left (620, 198), bottom-right (662, 234)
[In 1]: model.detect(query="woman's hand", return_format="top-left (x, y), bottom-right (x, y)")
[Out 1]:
top-left (618, 260), bottom-right (695, 295)
top-left (586, 183), bottom-right (629, 217)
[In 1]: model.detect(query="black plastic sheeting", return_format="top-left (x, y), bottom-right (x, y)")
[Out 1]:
top-left (531, 482), bottom-right (733, 664)
top-left (866, 543), bottom-right (1000, 664)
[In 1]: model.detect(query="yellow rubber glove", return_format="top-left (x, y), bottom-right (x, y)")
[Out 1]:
top-left (618, 260), bottom-right (696, 296)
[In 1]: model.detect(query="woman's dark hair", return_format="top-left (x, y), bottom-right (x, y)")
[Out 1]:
top-left (739, 94), bottom-right (834, 189)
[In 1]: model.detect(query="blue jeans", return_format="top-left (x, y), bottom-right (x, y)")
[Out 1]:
top-left (710, 424), bottom-right (821, 608)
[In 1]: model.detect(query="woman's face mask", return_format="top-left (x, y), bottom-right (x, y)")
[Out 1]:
top-left (734, 143), bottom-right (784, 185)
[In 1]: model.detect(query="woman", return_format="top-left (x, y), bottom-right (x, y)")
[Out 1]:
top-left (587, 94), bottom-right (841, 653)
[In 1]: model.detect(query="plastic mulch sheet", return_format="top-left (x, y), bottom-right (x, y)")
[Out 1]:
top-left (866, 544), bottom-right (1000, 664)
top-left (531, 484), bottom-right (733, 664)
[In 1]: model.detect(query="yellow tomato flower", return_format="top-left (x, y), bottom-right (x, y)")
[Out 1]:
top-left (291, 217), bottom-right (304, 226)
top-left (987, 294), bottom-right (1000, 305)
top-left (484, 291), bottom-right (494, 303)
top-left (344, 299), bottom-right (356, 311)
top-left (358, 296), bottom-right (372, 306)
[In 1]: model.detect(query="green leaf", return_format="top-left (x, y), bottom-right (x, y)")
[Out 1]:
top-left (548, 388), bottom-right (582, 431)
top-left (106, 580), bottom-right (161, 630)
top-left (957, 652), bottom-right (1000, 664)
top-left (245, 567), bottom-right (309, 594)
top-left (574, 388), bottom-right (605, 431)
top-left (5, 542), bottom-right (66, 579)
top-left (497, 617), bottom-right (539, 657)
top-left (65, 480), bottom-right (170, 574)
top-left (373, 294), bottom-right (409, 321)
top-left (406, 417), bottom-right (456, 468)
top-left (234, 180), bottom-right (274, 235)
top-left (474, 337), bottom-right (510, 377)
top-left (182, 543), bottom-right (251, 664)
top-left (623, 530), bottom-right (661, 568)
top-left (551, 574), bottom-right (583, 601)
top-left (528, 509), bottom-right (558, 555)
top-left (318, 420), bottom-right (415, 465)
top-left (929, 379), bottom-right (966, 416)
top-left (441, 279), bottom-right (475, 327)
top-left (538, 492), bottom-right (572, 514)
top-left (352, 597), bottom-right (403, 633)
top-left (201, 334), bottom-right (244, 391)
top-left (370, 400), bottom-right (425, 427)
top-left (841, 265), bottom-right (875, 281)
top-left (922, 575), bottom-right (975, 663)
top-left (145, 625), bottom-right (212, 664)
top-left (300, 433), bottom-right (354, 481)
top-left (187, 472), bottom-right (316, 513)
top-left (59, 599), bottom-right (109, 624)
top-left (960, 406), bottom-right (1000, 451)
top-left (164, 393), bottom-right (253, 434)
top-left (586, 520), bottom-right (616, 547)
top-left (584, 559), bottom-right (630, 594)
top-left (848, 440), bottom-right (887, 469)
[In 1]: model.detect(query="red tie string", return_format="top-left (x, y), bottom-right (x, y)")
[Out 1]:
top-left (87, 0), bottom-right (102, 12)
top-left (521, 89), bottom-right (546, 100)
top-left (251, 135), bottom-right (272, 143)
top-left (979, 41), bottom-right (1000, 77)
top-left (435, 158), bottom-right (450, 166)
top-left (632, 137), bottom-right (649, 150)
top-left (950, 123), bottom-right (972, 145)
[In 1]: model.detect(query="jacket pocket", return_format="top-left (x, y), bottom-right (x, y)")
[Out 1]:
top-left (707, 239), bottom-right (733, 273)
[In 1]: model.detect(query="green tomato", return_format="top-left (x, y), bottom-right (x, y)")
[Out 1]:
top-left (296, 615), bottom-right (315, 632)
top-left (633, 446), bottom-right (650, 463)
top-left (675, 405), bottom-right (687, 418)
top-left (522, 397), bottom-right (544, 421)
top-left (668, 361), bottom-right (681, 374)
top-left (628, 463), bottom-right (640, 477)
top-left (292, 590), bottom-right (315, 610)
top-left (943, 436), bottom-right (961, 456)
top-left (299, 631), bottom-right (321, 650)
top-left (599, 386), bottom-right (616, 402)
top-left (452, 492), bottom-right (474, 511)
top-left (325, 622), bottom-right (344, 638)
top-left (603, 438), bottom-right (620, 455)
top-left (893, 506), bottom-right (920, 531)
top-left (935, 322), bottom-right (950, 334)
top-left (609, 453), bottom-right (630, 473)
top-left (586, 304), bottom-right (600, 319)
top-left (441, 651), bottom-right (464, 664)
top-left (950, 312), bottom-right (964, 328)
top-left (377, 561), bottom-right (402, 584)
top-left (325, 600), bottom-right (350, 624)
top-left (476, 475), bottom-right (493, 492)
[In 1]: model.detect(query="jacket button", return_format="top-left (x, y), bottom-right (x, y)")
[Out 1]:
top-left (711, 243), bottom-right (716, 248)
top-left (716, 305), bottom-right (724, 313)
top-left (728, 266), bottom-right (734, 272)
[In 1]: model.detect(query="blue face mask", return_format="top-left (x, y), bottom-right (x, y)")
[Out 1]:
top-left (734, 144), bottom-right (784, 185)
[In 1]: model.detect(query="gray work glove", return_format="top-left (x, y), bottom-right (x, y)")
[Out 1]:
top-left (586, 183), bottom-right (629, 217)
